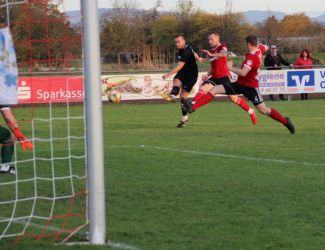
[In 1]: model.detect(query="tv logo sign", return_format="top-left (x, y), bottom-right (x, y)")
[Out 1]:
top-left (287, 71), bottom-right (315, 93)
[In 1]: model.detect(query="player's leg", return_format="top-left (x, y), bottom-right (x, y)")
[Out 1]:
top-left (0, 126), bottom-right (15, 175)
top-left (178, 74), bottom-right (198, 126)
top-left (222, 77), bottom-right (251, 111)
top-left (183, 84), bottom-right (227, 113)
top-left (228, 95), bottom-right (258, 125)
top-left (178, 89), bottom-right (191, 128)
top-left (194, 77), bottom-right (254, 117)
top-left (163, 78), bottom-right (182, 102)
top-left (228, 95), bottom-right (249, 111)
top-left (218, 76), bottom-right (257, 125)
top-left (193, 82), bottom-right (214, 104)
top-left (197, 77), bottom-right (253, 114)
top-left (247, 89), bottom-right (295, 134)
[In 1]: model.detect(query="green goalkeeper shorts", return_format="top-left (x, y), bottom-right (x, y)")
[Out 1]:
top-left (0, 126), bottom-right (11, 144)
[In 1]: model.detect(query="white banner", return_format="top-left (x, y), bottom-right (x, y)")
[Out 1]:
top-left (286, 69), bottom-right (325, 94)
top-left (258, 70), bottom-right (286, 95)
top-left (101, 69), bottom-right (325, 101)
top-left (101, 74), bottom-right (204, 101)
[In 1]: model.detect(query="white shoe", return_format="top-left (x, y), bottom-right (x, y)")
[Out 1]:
top-left (0, 164), bottom-right (16, 175)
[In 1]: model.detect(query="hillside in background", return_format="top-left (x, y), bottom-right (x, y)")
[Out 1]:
top-left (243, 10), bottom-right (286, 23)
top-left (244, 10), bottom-right (325, 25)
top-left (66, 8), bottom-right (107, 25)
top-left (65, 9), bottom-right (325, 26)
top-left (314, 14), bottom-right (325, 25)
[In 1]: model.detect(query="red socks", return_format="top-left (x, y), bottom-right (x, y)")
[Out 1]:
top-left (236, 97), bottom-right (250, 112)
top-left (193, 92), bottom-right (214, 110)
top-left (193, 90), bottom-right (205, 103)
top-left (269, 108), bottom-right (288, 125)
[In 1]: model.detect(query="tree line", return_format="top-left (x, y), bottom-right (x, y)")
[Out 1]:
top-left (100, 0), bottom-right (325, 70)
top-left (2, 0), bottom-right (324, 71)
top-left (100, 0), bottom-right (256, 70)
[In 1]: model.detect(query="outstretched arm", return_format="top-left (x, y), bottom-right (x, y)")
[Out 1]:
top-left (162, 62), bottom-right (186, 80)
top-left (1, 108), bottom-right (18, 131)
top-left (194, 52), bottom-right (206, 62)
top-left (202, 49), bottom-right (227, 58)
top-left (1, 109), bottom-right (33, 151)
top-left (227, 61), bottom-right (250, 77)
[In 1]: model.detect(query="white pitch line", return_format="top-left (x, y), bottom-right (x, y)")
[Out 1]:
top-left (0, 217), bottom-right (139, 250)
top-left (107, 241), bottom-right (139, 250)
top-left (109, 145), bottom-right (325, 167)
top-left (63, 241), bottom-right (139, 250)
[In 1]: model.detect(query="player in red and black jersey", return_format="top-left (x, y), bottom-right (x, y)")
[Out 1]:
top-left (162, 33), bottom-right (204, 128)
top-left (193, 32), bottom-right (257, 125)
top-left (183, 35), bottom-right (295, 134)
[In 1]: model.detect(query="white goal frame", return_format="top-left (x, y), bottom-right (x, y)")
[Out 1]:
top-left (81, 0), bottom-right (106, 245)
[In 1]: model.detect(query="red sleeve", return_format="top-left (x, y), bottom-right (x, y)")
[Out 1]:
top-left (243, 54), bottom-right (254, 70)
top-left (220, 43), bottom-right (228, 52)
top-left (258, 44), bottom-right (269, 54)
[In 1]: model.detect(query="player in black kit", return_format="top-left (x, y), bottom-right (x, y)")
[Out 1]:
top-left (162, 33), bottom-right (204, 128)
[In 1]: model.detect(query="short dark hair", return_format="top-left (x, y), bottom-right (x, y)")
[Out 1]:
top-left (209, 32), bottom-right (220, 37)
top-left (175, 33), bottom-right (185, 39)
top-left (245, 35), bottom-right (258, 46)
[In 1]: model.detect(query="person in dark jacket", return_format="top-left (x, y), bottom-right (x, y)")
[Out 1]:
top-left (264, 45), bottom-right (292, 101)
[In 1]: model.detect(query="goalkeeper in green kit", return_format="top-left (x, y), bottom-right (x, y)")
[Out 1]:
top-left (0, 125), bottom-right (15, 175)
top-left (0, 106), bottom-right (33, 175)
top-left (0, 26), bottom-right (33, 175)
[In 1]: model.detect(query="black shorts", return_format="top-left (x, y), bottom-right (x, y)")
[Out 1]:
top-left (222, 82), bottom-right (264, 106)
top-left (174, 72), bottom-right (198, 93)
top-left (202, 76), bottom-right (231, 86)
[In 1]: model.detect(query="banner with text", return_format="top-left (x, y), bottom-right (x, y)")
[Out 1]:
top-left (101, 69), bottom-right (325, 100)
top-left (16, 69), bottom-right (325, 103)
top-left (286, 69), bottom-right (325, 94)
top-left (18, 76), bottom-right (84, 104)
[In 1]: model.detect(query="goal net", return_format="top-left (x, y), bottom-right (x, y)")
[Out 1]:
top-left (0, 0), bottom-right (90, 244)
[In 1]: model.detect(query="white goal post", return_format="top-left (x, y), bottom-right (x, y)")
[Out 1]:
top-left (81, 0), bottom-right (107, 245)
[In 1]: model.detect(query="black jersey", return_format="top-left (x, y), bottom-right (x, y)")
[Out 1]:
top-left (176, 44), bottom-right (198, 76)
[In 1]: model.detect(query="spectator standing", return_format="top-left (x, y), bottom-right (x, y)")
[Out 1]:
top-left (295, 49), bottom-right (313, 100)
top-left (264, 45), bottom-right (292, 101)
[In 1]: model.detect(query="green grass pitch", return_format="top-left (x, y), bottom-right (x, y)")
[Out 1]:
top-left (1, 99), bottom-right (325, 249)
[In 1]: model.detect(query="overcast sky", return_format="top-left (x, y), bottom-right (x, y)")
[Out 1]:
top-left (63, 0), bottom-right (325, 16)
